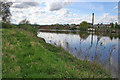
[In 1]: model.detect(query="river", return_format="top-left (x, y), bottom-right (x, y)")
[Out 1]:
top-left (37, 29), bottom-right (120, 78)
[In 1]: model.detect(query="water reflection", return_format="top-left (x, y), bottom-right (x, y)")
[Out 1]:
top-left (37, 30), bottom-right (119, 78)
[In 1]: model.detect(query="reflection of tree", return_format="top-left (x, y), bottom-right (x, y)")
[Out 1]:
top-left (94, 32), bottom-right (119, 41)
top-left (94, 35), bottom-right (101, 63)
top-left (77, 32), bottom-right (89, 59)
top-left (78, 32), bottom-right (90, 40)
top-left (109, 35), bottom-right (114, 40)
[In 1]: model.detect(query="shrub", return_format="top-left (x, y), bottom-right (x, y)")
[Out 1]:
top-left (17, 24), bottom-right (38, 35)
top-left (79, 21), bottom-right (90, 31)
top-left (2, 22), bottom-right (17, 28)
top-left (69, 26), bottom-right (77, 30)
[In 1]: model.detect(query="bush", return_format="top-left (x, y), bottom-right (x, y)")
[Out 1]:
top-left (2, 22), bottom-right (17, 28)
top-left (17, 24), bottom-right (38, 35)
top-left (69, 26), bottom-right (77, 30)
top-left (79, 21), bottom-right (90, 31)
top-left (2, 22), bottom-right (38, 35)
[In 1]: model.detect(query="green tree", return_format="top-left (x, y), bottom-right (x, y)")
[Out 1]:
top-left (70, 25), bottom-right (76, 30)
top-left (115, 22), bottom-right (118, 28)
top-left (110, 23), bottom-right (114, 28)
top-left (79, 21), bottom-right (90, 31)
top-left (55, 23), bottom-right (60, 29)
top-left (101, 23), bottom-right (103, 25)
top-left (19, 19), bottom-right (30, 24)
top-left (1, 1), bottom-right (13, 23)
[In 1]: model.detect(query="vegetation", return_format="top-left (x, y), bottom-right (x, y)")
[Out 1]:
top-left (39, 21), bottom-right (120, 32)
top-left (19, 19), bottom-right (30, 24)
top-left (16, 24), bottom-right (38, 36)
top-left (79, 21), bottom-right (90, 31)
top-left (2, 23), bottom-right (111, 78)
top-left (0, 1), bottom-right (118, 78)
top-left (2, 22), bottom-right (17, 28)
top-left (110, 23), bottom-right (114, 28)
top-left (69, 26), bottom-right (77, 30)
top-left (1, 1), bottom-right (13, 23)
top-left (115, 22), bottom-right (119, 28)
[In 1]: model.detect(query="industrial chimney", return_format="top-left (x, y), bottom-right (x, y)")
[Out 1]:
top-left (118, 1), bottom-right (120, 25)
top-left (92, 13), bottom-right (94, 25)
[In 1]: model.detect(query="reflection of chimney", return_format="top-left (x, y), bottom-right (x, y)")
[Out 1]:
top-left (92, 13), bottom-right (94, 25)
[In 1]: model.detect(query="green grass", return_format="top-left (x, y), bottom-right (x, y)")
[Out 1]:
top-left (2, 27), bottom-right (111, 78)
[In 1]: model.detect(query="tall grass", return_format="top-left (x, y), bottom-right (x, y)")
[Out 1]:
top-left (2, 23), bottom-right (112, 78)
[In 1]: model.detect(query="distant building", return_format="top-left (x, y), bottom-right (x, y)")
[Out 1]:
top-left (94, 24), bottom-right (111, 28)
top-left (69, 24), bottom-right (75, 28)
top-left (75, 24), bottom-right (80, 29)
top-left (88, 23), bottom-right (93, 28)
top-left (76, 26), bottom-right (79, 28)
top-left (88, 28), bottom-right (95, 31)
top-left (104, 24), bottom-right (111, 28)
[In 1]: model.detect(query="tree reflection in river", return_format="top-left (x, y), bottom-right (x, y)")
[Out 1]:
top-left (79, 32), bottom-right (90, 40)
top-left (37, 30), bottom-right (119, 78)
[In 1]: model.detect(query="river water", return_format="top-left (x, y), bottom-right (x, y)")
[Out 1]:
top-left (37, 29), bottom-right (119, 78)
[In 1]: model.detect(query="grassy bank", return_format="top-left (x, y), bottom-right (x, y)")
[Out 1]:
top-left (2, 26), bottom-right (111, 78)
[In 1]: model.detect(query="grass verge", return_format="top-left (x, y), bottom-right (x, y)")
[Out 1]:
top-left (2, 27), bottom-right (111, 78)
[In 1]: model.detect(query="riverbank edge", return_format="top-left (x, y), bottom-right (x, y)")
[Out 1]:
top-left (2, 27), bottom-right (112, 78)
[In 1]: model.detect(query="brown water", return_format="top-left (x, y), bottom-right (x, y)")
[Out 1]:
top-left (37, 30), bottom-right (119, 78)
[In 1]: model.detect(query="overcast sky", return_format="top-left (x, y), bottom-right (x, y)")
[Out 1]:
top-left (6, 0), bottom-right (119, 25)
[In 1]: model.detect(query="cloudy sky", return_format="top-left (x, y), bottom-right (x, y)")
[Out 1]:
top-left (7, 0), bottom-right (119, 25)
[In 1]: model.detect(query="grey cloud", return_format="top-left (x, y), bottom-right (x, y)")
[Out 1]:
top-left (47, 1), bottom-right (72, 11)
top-left (13, 2), bottom-right (40, 8)
top-left (48, 2), bottom-right (62, 11)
